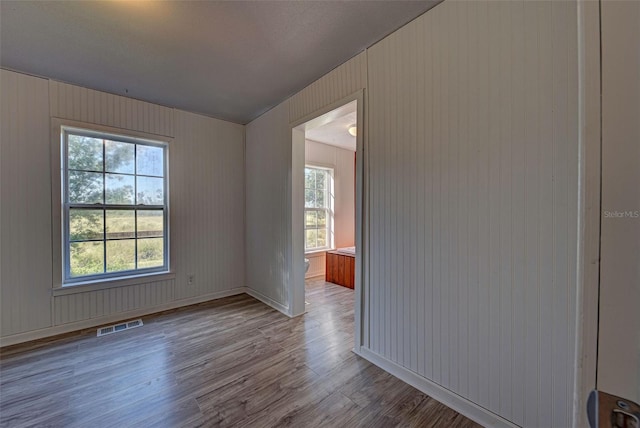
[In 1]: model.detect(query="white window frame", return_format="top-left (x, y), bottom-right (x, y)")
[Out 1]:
top-left (304, 165), bottom-right (334, 252)
top-left (55, 123), bottom-right (170, 287)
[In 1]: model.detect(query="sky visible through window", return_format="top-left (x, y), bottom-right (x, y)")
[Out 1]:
top-left (64, 132), bottom-right (167, 281)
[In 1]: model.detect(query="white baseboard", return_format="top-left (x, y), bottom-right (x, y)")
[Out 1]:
top-left (245, 287), bottom-right (290, 317)
top-left (0, 287), bottom-right (248, 348)
top-left (355, 347), bottom-right (517, 428)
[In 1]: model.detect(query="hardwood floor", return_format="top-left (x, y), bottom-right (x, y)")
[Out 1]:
top-left (0, 279), bottom-right (480, 428)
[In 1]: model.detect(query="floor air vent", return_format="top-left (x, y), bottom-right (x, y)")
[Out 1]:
top-left (97, 319), bottom-right (143, 337)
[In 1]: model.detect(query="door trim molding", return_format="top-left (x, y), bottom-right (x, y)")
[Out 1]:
top-left (573, 1), bottom-right (602, 426)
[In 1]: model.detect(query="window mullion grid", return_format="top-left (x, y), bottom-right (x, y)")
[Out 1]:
top-left (163, 145), bottom-right (168, 271)
top-left (134, 143), bottom-right (138, 270)
top-left (69, 204), bottom-right (163, 209)
top-left (63, 132), bottom-right (70, 281)
top-left (67, 204), bottom-right (144, 237)
top-left (304, 207), bottom-right (322, 231)
top-left (63, 130), bottom-right (167, 283)
top-left (102, 138), bottom-right (107, 274)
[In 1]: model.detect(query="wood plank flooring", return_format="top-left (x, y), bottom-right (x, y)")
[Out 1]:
top-left (0, 279), bottom-right (480, 428)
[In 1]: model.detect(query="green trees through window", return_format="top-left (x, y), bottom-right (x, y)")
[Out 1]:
top-left (63, 130), bottom-right (167, 282)
top-left (304, 166), bottom-right (332, 251)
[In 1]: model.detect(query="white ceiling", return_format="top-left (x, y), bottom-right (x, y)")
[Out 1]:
top-left (0, 1), bottom-right (440, 124)
top-left (306, 111), bottom-right (356, 152)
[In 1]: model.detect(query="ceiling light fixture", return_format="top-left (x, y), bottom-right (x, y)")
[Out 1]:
top-left (348, 125), bottom-right (357, 137)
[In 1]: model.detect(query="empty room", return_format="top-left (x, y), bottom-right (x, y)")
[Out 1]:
top-left (0, 1), bottom-right (638, 427)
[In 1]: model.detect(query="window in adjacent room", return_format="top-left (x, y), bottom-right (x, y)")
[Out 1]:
top-left (304, 165), bottom-right (333, 252)
top-left (62, 127), bottom-right (168, 284)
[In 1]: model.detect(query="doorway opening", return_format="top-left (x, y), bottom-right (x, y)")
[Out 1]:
top-left (290, 92), bottom-right (364, 352)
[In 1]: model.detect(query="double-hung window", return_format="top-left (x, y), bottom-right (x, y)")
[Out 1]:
top-left (62, 127), bottom-right (168, 284)
top-left (304, 166), bottom-right (333, 251)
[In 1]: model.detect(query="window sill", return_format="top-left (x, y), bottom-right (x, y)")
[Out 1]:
top-left (305, 249), bottom-right (333, 257)
top-left (52, 271), bottom-right (176, 296)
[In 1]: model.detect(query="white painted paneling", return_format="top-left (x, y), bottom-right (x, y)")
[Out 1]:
top-left (247, 53), bottom-right (366, 309)
top-left (289, 52), bottom-right (367, 124)
top-left (306, 139), bottom-right (355, 249)
top-left (49, 108), bottom-right (245, 327)
top-left (1, 70), bottom-right (245, 341)
top-left (172, 110), bottom-right (245, 300)
top-left (245, 101), bottom-right (291, 307)
top-left (305, 252), bottom-right (325, 279)
top-left (366, 1), bottom-right (579, 426)
top-left (573, 1), bottom-right (601, 425)
top-left (49, 80), bottom-right (175, 137)
top-left (54, 279), bottom-right (175, 325)
top-left (0, 70), bottom-right (53, 336)
top-left (598, 0), bottom-right (640, 403)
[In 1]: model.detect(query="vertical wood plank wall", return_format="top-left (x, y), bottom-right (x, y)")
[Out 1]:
top-left (1, 71), bottom-right (246, 338)
top-left (305, 253), bottom-right (325, 279)
top-left (365, 1), bottom-right (579, 426)
top-left (3, 0), bottom-right (588, 425)
top-left (245, 101), bottom-right (291, 306)
top-left (245, 2), bottom-right (582, 424)
top-left (50, 81), bottom-right (175, 137)
top-left (289, 52), bottom-right (367, 124)
top-left (172, 110), bottom-right (245, 300)
top-left (598, 0), bottom-right (640, 403)
top-left (54, 280), bottom-right (175, 325)
top-left (246, 52), bottom-right (367, 308)
top-left (48, 80), bottom-right (179, 326)
top-left (0, 70), bottom-right (52, 336)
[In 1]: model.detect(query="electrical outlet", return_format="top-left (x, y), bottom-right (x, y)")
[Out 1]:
top-left (188, 274), bottom-right (195, 285)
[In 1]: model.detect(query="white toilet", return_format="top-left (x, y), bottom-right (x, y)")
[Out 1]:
top-left (304, 258), bottom-right (310, 273)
